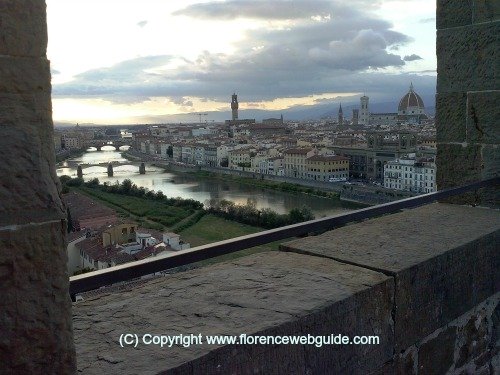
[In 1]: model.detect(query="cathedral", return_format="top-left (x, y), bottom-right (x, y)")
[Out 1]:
top-left (351, 84), bottom-right (429, 126)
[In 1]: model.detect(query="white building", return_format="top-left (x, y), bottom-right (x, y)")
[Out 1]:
top-left (204, 145), bottom-right (228, 167)
top-left (384, 155), bottom-right (436, 194)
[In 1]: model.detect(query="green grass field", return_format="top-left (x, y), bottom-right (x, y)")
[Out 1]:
top-left (76, 187), bottom-right (194, 228)
top-left (180, 214), bottom-right (284, 266)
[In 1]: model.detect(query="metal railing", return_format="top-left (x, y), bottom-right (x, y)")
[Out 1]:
top-left (69, 177), bottom-right (499, 300)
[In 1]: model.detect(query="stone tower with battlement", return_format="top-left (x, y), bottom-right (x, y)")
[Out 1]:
top-left (231, 93), bottom-right (239, 121)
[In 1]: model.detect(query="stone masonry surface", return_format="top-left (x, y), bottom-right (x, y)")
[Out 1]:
top-left (0, 0), bottom-right (76, 373)
top-left (436, 0), bottom-right (499, 206)
top-left (370, 293), bottom-right (500, 375)
top-left (73, 203), bottom-right (499, 374)
top-left (281, 203), bottom-right (500, 351)
top-left (74, 251), bottom-right (393, 374)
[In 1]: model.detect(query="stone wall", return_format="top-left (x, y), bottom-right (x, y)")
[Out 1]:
top-left (0, 0), bottom-right (76, 372)
top-left (436, 0), bottom-right (499, 206)
top-left (373, 293), bottom-right (499, 375)
top-left (72, 203), bottom-right (500, 374)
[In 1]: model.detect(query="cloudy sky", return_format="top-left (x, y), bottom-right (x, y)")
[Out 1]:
top-left (46, 0), bottom-right (436, 124)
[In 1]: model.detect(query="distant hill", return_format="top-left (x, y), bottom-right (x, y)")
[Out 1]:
top-left (54, 96), bottom-right (435, 126)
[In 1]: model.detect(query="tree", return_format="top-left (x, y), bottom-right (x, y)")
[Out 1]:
top-left (120, 179), bottom-right (133, 194)
top-left (289, 206), bottom-right (314, 224)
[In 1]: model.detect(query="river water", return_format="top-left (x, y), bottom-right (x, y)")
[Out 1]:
top-left (56, 147), bottom-right (360, 217)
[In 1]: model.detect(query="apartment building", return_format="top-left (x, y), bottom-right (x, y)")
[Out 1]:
top-left (305, 155), bottom-right (350, 181)
top-left (384, 156), bottom-right (436, 193)
top-left (283, 148), bottom-right (318, 179)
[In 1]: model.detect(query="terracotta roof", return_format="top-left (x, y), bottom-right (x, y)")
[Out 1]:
top-left (307, 155), bottom-right (349, 162)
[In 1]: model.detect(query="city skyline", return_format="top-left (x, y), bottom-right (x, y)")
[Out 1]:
top-left (47, 0), bottom-right (437, 124)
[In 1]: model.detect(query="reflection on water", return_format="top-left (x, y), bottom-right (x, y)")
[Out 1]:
top-left (57, 149), bottom-right (359, 216)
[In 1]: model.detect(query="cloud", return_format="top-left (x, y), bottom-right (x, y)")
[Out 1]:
top-left (403, 54), bottom-right (423, 62)
top-left (137, 20), bottom-right (148, 27)
top-left (309, 29), bottom-right (405, 70)
top-left (53, 55), bottom-right (175, 103)
top-left (419, 17), bottom-right (435, 24)
top-left (173, 0), bottom-right (336, 20)
top-left (169, 97), bottom-right (193, 107)
top-left (53, 1), bottom-right (433, 107)
top-left (51, 68), bottom-right (61, 75)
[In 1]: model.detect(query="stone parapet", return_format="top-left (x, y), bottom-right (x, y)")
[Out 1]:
top-left (281, 203), bottom-right (499, 351)
top-left (73, 203), bottom-right (500, 374)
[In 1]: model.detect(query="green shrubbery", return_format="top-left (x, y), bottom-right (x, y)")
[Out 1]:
top-left (205, 199), bottom-right (314, 229)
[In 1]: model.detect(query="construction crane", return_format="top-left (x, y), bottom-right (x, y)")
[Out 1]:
top-left (196, 113), bottom-right (208, 124)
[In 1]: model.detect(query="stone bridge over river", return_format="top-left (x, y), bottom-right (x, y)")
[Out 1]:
top-left (75, 161), bottom-right (146, 177)
top-left (84, 139), bottom-right (132, 151)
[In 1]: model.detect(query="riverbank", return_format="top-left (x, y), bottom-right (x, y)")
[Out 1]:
top-left (62, 176), bottom-right (317, 231)
top-left (191, 170), bottom-right (347, 200)
top-left (56, 148), bottom-right (85, 163)
top-left (120, 151), bottom-right (143, 162)
top-left (122, 150), bottom-right (414, 207)
top-left (121, 150), bottom-right (363, 205)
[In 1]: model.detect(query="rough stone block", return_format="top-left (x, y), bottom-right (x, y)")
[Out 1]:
top-left (479, 145), bottom-right (500, 207)
top-left (0, 126), bottom-right (65, 225)
top-left (0, 56), bottom-right (51, 94)
top-left (73, 252), bottom-right (394, 374)
top-left (369, 346), bottom-right (417, 375)
top-left (0, 0), bottom-right (48, 57)
top-left (436, 92), bottom-right (467, 143)
top-left (281, 204), bottom-right (500, 351)
top-left (437, 22), bottom-right (498, 93)
top-left (436, 143), bottom-right (482, 194)
top-left (473, 0), bottom-right (500, 24)
top-left (466, 90), bottom-right (500, 144)
top-left (418, 327), bottom-right (457, 375)
top-left (437, 0), bottom-right (473, 29)
top-left (456, 315), bottom-right (490, 368)
top-left (0, 221), bottom-right (75, 373)
top-left (0, 90), bottom-right (64, 226)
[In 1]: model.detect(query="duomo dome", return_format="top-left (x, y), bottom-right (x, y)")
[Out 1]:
top-left (398, 83), bottom-right (425, 116)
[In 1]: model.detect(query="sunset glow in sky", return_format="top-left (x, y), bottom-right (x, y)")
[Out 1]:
top-left (46, 0), bottom-right (436, 124)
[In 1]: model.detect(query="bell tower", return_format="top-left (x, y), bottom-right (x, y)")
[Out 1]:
top-left (231, 93), bottom-right (239, 121)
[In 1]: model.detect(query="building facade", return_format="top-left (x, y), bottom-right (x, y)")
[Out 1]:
top-left (384, 156), bottom-right (436, 193)
top-left (305, 155), bottom-right (349, 182)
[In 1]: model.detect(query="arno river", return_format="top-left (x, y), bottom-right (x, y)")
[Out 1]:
top-left (56, 147), bottom-right (360, 217)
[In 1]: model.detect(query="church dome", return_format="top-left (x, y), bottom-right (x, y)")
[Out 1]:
top-left (398, 83), bottom-right (425, 115)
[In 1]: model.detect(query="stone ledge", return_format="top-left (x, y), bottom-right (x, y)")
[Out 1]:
top-left (281, 203), bottom-right (500, 350)
top-left (73, 252), bottom-right (394, 374)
